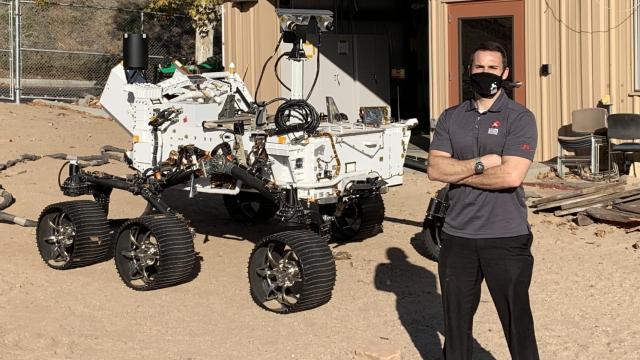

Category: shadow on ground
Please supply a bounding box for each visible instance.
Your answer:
[159,188,280,245]
[384,216,423,228]
[374,243,496,359]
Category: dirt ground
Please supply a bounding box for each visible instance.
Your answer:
[1,102,639,360]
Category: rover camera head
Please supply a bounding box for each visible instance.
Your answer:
[276,8,334,34]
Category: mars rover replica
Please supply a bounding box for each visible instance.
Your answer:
[36,9,417,313]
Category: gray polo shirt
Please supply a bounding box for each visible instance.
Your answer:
[430,92,537,238]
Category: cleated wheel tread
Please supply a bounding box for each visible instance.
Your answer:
[248,230,336,314]
[418,217,444,262]
[331,195,385,242]
[36,200,112,270]
[418,186,448,262]
[113,214,196,291]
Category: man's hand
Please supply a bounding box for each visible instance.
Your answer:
[457,155,532,190]
[427,151,502,183]
[480,154,502,169]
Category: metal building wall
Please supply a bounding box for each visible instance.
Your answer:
[222,1,280,105]
[428,0,449,133]
[429,0,639,162]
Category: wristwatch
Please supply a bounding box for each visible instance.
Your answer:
[474,158,484,175]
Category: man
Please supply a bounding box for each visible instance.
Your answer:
[427,41,539,360]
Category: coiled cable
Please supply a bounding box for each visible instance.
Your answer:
[274,99,320,135]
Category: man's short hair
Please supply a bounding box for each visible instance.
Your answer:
[469,41,508,69]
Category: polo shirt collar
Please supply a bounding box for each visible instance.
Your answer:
[465,90,508,113]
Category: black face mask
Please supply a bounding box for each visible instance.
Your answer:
[469,72,503,98]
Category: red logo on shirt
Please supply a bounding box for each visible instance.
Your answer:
[491,120,501,128]
[521,144,532,151]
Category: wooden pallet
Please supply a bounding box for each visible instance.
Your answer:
[531,180,640,228]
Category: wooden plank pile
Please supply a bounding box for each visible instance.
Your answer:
[531,182,640,230]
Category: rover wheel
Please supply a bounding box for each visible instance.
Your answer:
[223,192,278,223]
[419,186,448,262]
[331,195,385,242]
[248,230,336,313]
[36,201,112,270]
[418,218,444,262]
[114,215,196,291]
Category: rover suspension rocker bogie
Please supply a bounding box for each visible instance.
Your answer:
[37,9,417,313]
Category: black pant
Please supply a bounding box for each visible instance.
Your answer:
[438,231,539,360]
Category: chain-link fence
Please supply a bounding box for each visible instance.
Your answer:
[0,1,14,100]
[4,0,196,100]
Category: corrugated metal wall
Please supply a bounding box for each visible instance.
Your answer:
[429,0,640,161]
[222,1,280,106]
[428,0,450,133]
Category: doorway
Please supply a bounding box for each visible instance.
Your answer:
[447,0,525,106]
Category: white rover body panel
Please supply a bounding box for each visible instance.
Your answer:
[100,63,415,202]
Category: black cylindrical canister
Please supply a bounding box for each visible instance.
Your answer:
[123,33,148,70]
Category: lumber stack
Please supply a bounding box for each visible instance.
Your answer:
[531,182,640,229]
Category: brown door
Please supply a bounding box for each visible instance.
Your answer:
[448,0,525,106]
